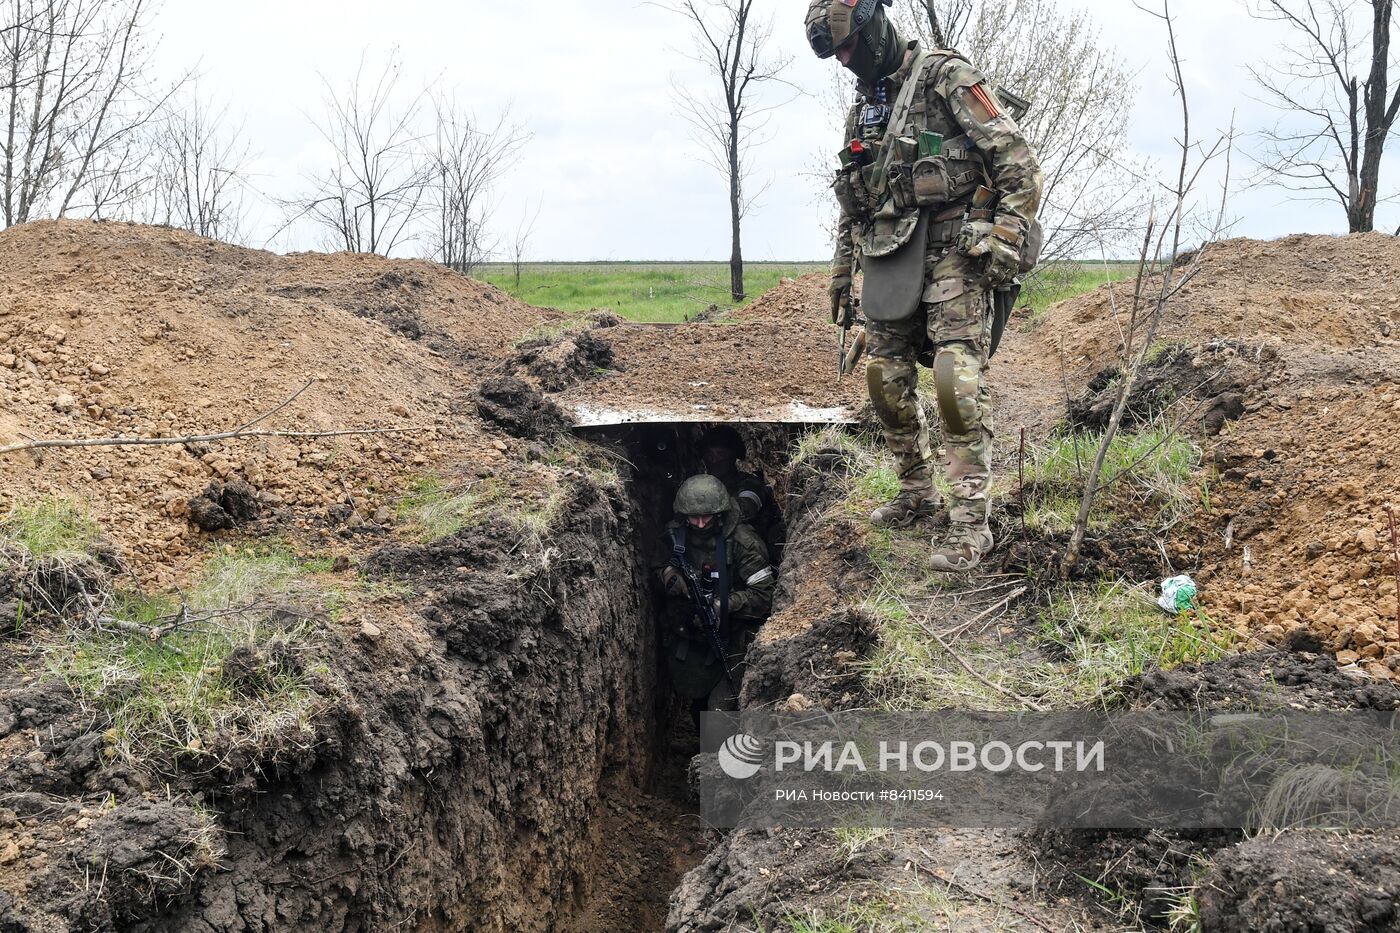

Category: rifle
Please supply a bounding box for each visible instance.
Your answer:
[837,291,868,378]
[668,547,738,689]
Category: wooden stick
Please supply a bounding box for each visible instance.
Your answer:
[912,616,1048,711]
[943,586,1029,640]
[914,850,1059,933]
[1,424,439,457]
[1,378,441,456]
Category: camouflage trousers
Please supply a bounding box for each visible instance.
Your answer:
[865,247,993,526]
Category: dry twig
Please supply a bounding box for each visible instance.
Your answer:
[1,380,440,456]
[911,616,1047,711]
[914,850,1059,933]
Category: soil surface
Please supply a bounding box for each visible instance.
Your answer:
[0,220,550,586]
[556,276,867,425]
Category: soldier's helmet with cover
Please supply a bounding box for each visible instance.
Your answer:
[674,475,730,517]
[805,0,903,83]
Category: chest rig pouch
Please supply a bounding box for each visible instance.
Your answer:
[848,50,978,322]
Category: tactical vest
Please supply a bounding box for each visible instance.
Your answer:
[834,50,990,260]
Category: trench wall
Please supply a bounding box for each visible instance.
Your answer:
[152,474,659,932]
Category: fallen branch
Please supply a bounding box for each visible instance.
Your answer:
[944,586,1029,640]
[2,425,438,457]
[912,616,1047,711]
[914,850,1058,933]
[1,379,441,456]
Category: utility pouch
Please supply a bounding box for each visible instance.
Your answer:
[911,156,982,208]
[1017,217,1044,274]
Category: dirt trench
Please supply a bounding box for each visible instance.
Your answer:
[1,435,732,932]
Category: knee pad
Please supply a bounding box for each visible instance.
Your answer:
[866,356,916,430]
[932,343,983,437]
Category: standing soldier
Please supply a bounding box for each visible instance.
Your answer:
[698,425,787,565]
[805,0,1044,571]
[660,475,776,717]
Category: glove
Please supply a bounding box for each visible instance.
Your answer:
[958,220,1022,286]
[829,272,853,326]
[662,566,688,598]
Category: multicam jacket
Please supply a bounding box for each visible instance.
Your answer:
[833,40,1043,275]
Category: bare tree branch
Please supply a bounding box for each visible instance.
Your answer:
[1246,0,1399,232]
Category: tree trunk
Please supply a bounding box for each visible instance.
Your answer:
[727,117,744,303]
[1354,0,1397,234]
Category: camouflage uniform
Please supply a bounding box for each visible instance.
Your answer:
[832,41,1043,564]
[660,509,775,711]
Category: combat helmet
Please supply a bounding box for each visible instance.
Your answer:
[674,475,730,517]
[805,0,904,83]
[805,0,892,57]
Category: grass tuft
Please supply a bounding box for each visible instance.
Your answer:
[1037,582,1233,706]
[1,498,101,560]
[1022,428,1201,532]
[45,541,336,766]
[396,476,498,542]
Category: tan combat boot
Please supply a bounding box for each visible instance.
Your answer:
[869,489,942,528]
[930,522,994,572]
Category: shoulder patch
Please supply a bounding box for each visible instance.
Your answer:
[969,83,1002,120]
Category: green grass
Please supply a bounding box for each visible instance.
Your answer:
[478,261,826,323]
[396,476,499,542]
[860,578,1232,712]
[1037,582,1234,705]
[1024,260,1137,323]
[44,541,338,765]
[478,258,1123,325]
[1,498,101,559]
[1023,428,1201,533]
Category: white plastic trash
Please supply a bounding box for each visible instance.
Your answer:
[1158,575,1198,613]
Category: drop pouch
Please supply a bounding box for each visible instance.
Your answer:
[861,210,930,322]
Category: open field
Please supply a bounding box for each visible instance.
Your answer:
[477,260,1136,324]
[477,261,825,323]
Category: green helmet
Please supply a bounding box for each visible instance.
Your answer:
[674,475,730,517]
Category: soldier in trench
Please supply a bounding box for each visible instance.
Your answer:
[697,425,787,565]
[659,474,776,718]
[806,0,1045,571]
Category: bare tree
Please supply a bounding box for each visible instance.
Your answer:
[292,51,429,255]
[1246,0,1399,233]
[894,0,1147,269]
[147,87,253,242]
[508,200,540,288]
[656,0,792,302]
[426,96,528,276]
[0,0,175,226]
[1061,0,1234,575]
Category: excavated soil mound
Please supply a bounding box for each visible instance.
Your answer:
[555,318,866,423]
[0,220,545,584]
[1033,232,1400,674]
[732,273,828,323]
[1041,233,1400,369]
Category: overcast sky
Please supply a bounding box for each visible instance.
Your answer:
[155,0,1399,261]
